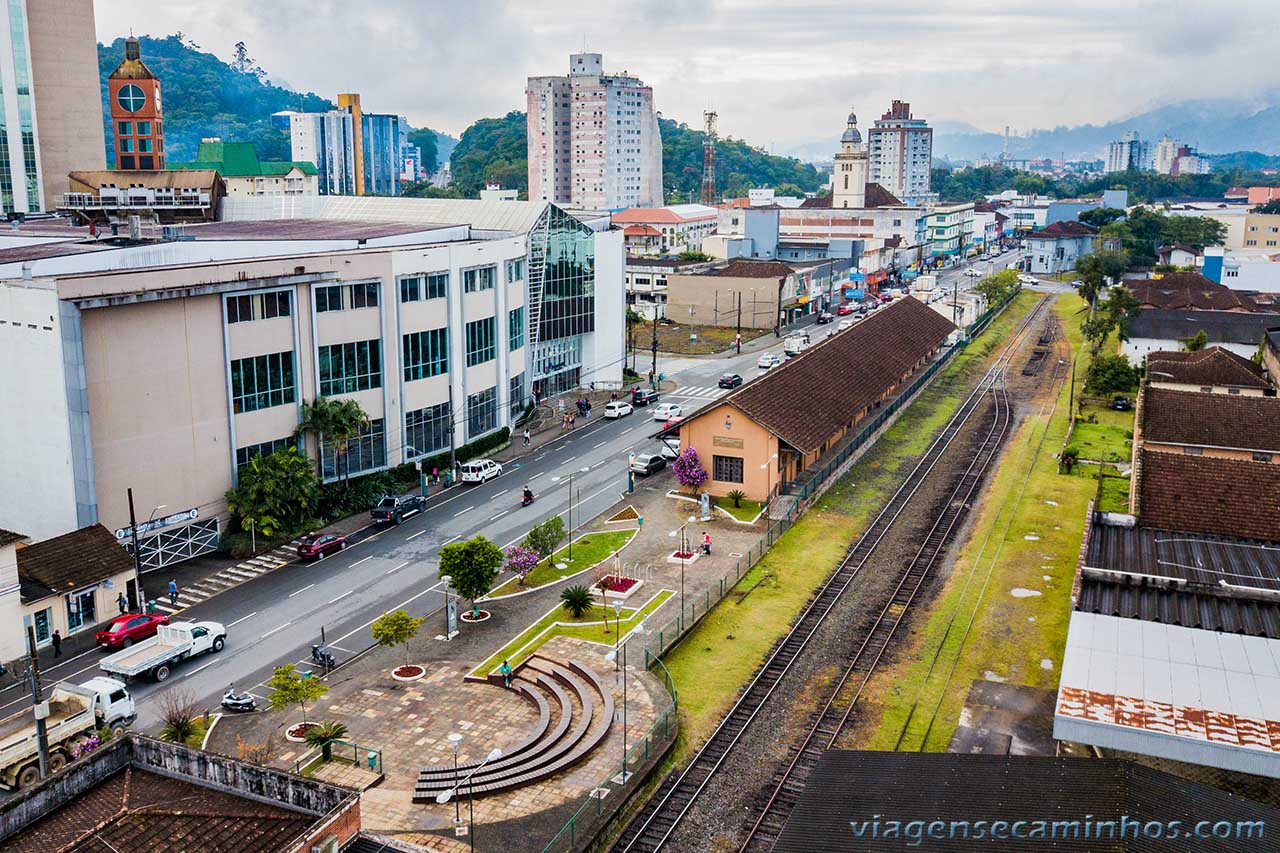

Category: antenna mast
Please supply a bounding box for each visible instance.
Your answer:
[700,110,718,204]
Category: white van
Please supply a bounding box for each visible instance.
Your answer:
[460,459,503,484]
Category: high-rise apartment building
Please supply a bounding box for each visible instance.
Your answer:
[361,112,405,196]
[1105,131,1151,173]
[274,109,356,195]
[527,52,663,210]
[867,100,934,205]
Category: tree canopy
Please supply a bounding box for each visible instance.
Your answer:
[931,163,1276,205]
[266,664,328,722]
[224,447,318,539]
[440,536,504,613]
[450,111,529,197]
[370,609,424,665]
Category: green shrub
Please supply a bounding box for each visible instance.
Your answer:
[1085,355,1140,395]
[561,584,593,618]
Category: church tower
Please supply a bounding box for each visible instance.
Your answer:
[831,109,867,209]
[108,37,164,170]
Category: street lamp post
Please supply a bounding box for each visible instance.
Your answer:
[612,601,624,671]
[441,575,455,641]
[436,747,504,852]
[668,516,696,628]
[606,618,643,785]
[447,732,463,824]
[760,452,778,505]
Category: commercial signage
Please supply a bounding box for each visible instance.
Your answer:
[844,288,865,300]
[115,507,199,540]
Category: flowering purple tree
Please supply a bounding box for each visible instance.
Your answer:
[672,447,708,493]
[505,545,541,584]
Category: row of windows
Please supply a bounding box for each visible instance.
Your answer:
[318,340,382,396]
[403,328,448,381]
[235,437,296,473]
[231,351,296,414]
[509,306,525,350]
[405,403,451,459]
[227,291,291,323]
[463,265,497,293]
[466,317,496,366]
[117,120,154,137]
[320,418,386,480]
[400,273,448,303]
[316,282,380,313]
[467,387,498,436]
[118,138,155,153]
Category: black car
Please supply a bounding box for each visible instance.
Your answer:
[718,373,744,389]
[631,388,659,406]
[815,311,834,324]
[1112,396,1133,411]
[371,494,427,525]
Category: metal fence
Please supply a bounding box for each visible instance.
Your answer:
[540,655,678,852]
[291,738,382,776]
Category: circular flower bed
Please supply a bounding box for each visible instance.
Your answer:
[392,664,425,682]
[460,609,491,623]
[599,575,638,593]
[285,721,319,743]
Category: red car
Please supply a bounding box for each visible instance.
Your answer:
[836,304,855,316]
[297,532,348,561]
[96,613,169,649]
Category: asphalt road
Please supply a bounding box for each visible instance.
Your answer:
[2,249,1030,731]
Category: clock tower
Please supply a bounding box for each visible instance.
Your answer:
[108,37,164,170]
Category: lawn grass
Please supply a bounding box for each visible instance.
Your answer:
[660,290,1043,760]
[717,498,764,523]
[1067,421,1132,462]
[488,529,636,596]
[470,589,675,678]
[856,292,1097,752]
[646,323,769,355]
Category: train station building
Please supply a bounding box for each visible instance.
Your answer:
[666,297,954,502]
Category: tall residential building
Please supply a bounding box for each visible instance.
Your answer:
[867,100,934,205]
[26,0,105,211]
[107,36,165,171]
[361,112,405,196]
[1105,131,1151,173]
[831,110,869,209]
[274,109,356,195]
[527,52,663,210]
[1153,135,1181,175]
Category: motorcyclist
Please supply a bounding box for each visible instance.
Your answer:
[522,485,535,504]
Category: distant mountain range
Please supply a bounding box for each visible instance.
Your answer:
[785,96,1280,164]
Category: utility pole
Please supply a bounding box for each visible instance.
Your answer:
[649,312,658,387]
[26,626,49,781]
[736,292,742,354]
[127,488,146,608]
[688,306,696,344]
[447,383,457,481]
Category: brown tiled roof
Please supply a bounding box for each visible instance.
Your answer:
[1137,449,1280,542]
[17,524,133,601]
[0,767,314,853]
[1126,280,1261,311]
[799,195,831,209]
[715,297,955,453]
[1141,387,1280,451]
[1146,347,1271,390]
[1157,243,1201,255]
[0,528,25,548]
[702,259,794,279]
[1027,220,1097,239]
[1134,270,1221,289]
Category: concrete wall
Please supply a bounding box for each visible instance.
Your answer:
[1143,440,1280,463]
[1149,380,1267,397]
[1123,337,1257,364]
[666,274,786,330]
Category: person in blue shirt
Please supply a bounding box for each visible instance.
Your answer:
[499,660,513,688]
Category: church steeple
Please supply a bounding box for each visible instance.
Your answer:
[832,107,868,209]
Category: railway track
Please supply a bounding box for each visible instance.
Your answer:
[612,296,1050,853]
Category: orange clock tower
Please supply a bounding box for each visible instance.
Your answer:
[108,37,165,170]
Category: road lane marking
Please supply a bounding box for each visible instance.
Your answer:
[288,584,315,598]
[228,612,258,628]
[591,459,607,469]
[455,506,474,517]
[527,472,543,480]
[407,530,426,540]
[327,590,355,605]
[593,440,607,449]
[330,580,447,645]
[441,534,460,546]
[493,488,509,497]
[490,510,509,521]
[385,561,410,575]
[262,622,292,638]
[350,556,372,568]
[186,659,220,678]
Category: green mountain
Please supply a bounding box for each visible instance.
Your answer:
[445,111,824,202]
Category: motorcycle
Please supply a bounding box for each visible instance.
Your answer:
[221,685,256,713]
[521,489,535,507]
[311,644,336,670]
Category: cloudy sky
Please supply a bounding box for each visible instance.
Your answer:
[95,0,1278,152]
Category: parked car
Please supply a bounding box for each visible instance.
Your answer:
[718,373,744,389]
[1112,396,1133,411]
[652,403,683,421]
[1070,280,1084,289]
[631,388,659,406]
[1017,274,1037,284]
[657,439,680,460]
[460,458,503,484]
[815,311,834,325]
[837,319,854,331]
[297,532,348,561]
[371,494,427,525]
[836,304,855,316]
[757,352,783,370]
[95,613,170,650]
[604,401,634,419]
[630,453,667,476]
[964,267,983,277]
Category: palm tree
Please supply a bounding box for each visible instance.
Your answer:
[303,720,349,762]
[296,397,370,481]
[560,584,593,619]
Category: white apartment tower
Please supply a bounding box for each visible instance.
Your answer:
[1105,131,1151,173]
[831,110,868,209]
[527,52,663,210]
[867,100,933,204]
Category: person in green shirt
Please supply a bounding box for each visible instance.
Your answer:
[499,660,512,688]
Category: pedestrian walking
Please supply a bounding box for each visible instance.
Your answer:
[51,630,62,658]
[569,415,576,429]
[432,467,438,485]
[117,592,128,614]
[168,579,178,606]
[703,531,712,556]
[499,659,513,688]
[523,428,531,446]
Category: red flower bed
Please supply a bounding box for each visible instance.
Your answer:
[394,664,424,678]
[671,550,695,560]
[286,722,319,740]
[599,575,638,593]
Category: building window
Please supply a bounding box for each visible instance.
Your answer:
[1183,446,1203,456]
[506,258,525,281]
[467,387,498,437]
[318,340,382,395]
[509,306,525,350]
[117,121,131,136]
[139,138,153,153]
[119,138,134,153]
[136,121,151,136]
[465,317,497,366]
[315,285,344,312]
[399,272,448,303]
[350,282,379,309]
[227,291,291,323]
[713,455,744,483]
[463,265,496,293]
[235,437,296,472]
[230,351,296,413]
[66,587,97,634]
[403,403,450,460]
[315,282,379,312]
[509,372,526,415]
[402,328,449,381]
[23,608,52,647]
[119,155,135,169]
[1253,452,1273,463]
[320,418,386,480]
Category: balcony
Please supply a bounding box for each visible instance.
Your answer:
[60,191,213,210]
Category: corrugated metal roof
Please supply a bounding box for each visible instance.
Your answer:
[1078,576,1280,638]
[220,195,551,235]
[1086,523,1280,592]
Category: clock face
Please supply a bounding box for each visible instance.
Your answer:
[117,84,146,113]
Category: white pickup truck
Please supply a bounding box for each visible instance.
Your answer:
[99,621,226,682]
[0,678,135,789]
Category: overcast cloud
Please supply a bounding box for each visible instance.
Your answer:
[94,0,1279,152]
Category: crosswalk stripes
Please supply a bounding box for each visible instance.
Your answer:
[671,385,729,399]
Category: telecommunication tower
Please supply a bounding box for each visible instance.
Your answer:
[700,110,718,204]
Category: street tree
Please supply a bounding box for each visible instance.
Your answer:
[370,609,424,665]
[972,269,1020,308]
[673,447,708,493]
[1075,251,1127,308]
[1078,207,1126,229]
[266,664,328,723]
[441,536,504,618]
[295,397,371,480]
[1085,355,1140,394]
[1255,200,1280,215]
[523,516,566,558]
[224,447,318,539]
[505,545,541,584]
